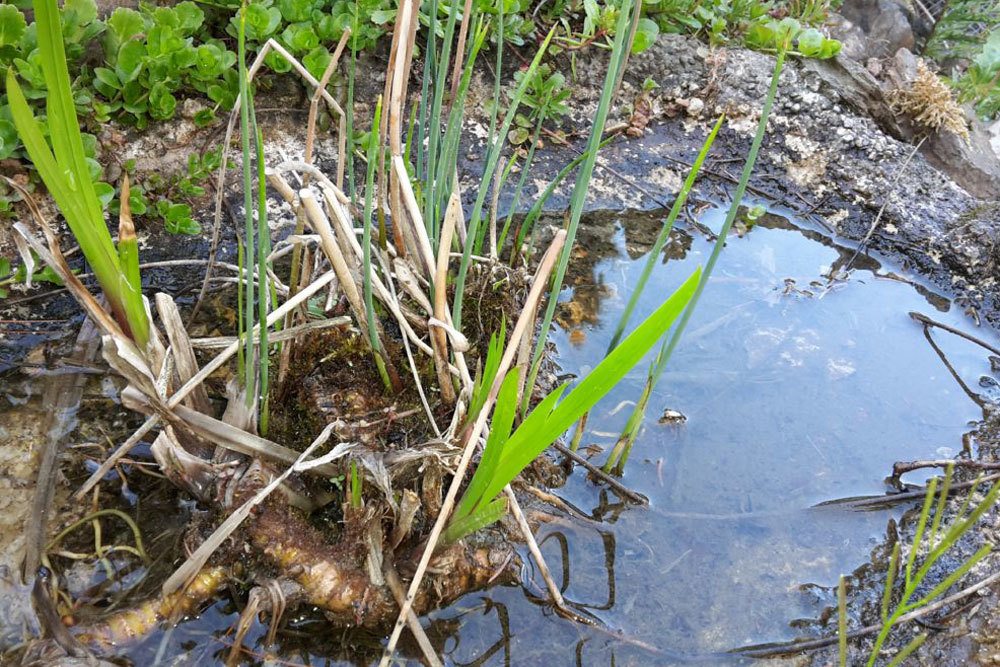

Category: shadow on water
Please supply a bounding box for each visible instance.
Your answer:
[3,202,999,666]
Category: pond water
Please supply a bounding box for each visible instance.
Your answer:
[416,203,999,666]
[7,203,999,666]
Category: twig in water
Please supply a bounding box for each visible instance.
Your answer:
[909,311,1000,357]
[552,443,649,505]
[893,459,1000,478]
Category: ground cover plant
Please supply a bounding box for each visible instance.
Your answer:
[0,0,844,229]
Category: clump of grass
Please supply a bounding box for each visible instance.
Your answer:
[7,0,149,349]
[837,464,1000,666]
[444,268,700,543]
[888,59,970,140]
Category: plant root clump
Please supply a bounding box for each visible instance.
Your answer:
[888,59,970,141]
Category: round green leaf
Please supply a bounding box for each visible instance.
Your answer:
[0,5,27,48]
[631,17,659,54]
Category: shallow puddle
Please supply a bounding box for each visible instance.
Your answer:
[421,203,1000,666]
[4,203,999,666]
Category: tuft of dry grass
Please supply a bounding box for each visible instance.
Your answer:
[889,60,969,141]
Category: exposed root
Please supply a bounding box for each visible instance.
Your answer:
[73,566,229,649]
[246,494,509,626]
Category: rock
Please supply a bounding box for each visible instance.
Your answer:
[923,117,1000,199]
[990,120,1000,160]
[868,1,916,58]
[827,14,870,62]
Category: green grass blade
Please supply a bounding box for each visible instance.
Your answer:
[238,0,255,398]
[905,476,937,588]
[886,634,926,667]
[7,9,148,347]
[346,6,359,203]
[33,0,105,235]
[467,320,506,425]
[423,0,462,242]
[928,464,954,548]
[509,137,615,264]
[476,267,700,508]
[432,18,490,234]
[606,114,723,352]
[451,26,556,328]
[442,497,507,545]
[454,367,519,523]
[350,460,363,509]
[250,99,270,433]
[912,544,991,609]
[521,0,636,404]
[603,49,787,468]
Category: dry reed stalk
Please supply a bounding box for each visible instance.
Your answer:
[75,270,339,499]
[384,564,444,667]
[503,486,566,608]
[432,188,461,405]
[155,294,212,415]
[392,156,437,278]
[304,30,351,188]
[449,0,476,103]
[387,3,425,268]
[379,230,567,667]
[192,39,348,325]
[299,189,382,353]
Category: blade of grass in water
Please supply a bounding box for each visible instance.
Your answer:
[451,26,557,329]
[520,0,636,414]
[606,114,723,352]
[508,137,615,265]
[603,50,786,475]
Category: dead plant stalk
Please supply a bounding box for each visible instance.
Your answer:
[379,229,567,667]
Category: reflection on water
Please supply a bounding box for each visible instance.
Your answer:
[429,204,999,666]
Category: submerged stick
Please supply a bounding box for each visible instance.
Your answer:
[379,230,567,667]
[503,486,565,608]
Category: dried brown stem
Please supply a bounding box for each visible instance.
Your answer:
[379,230,567,666]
